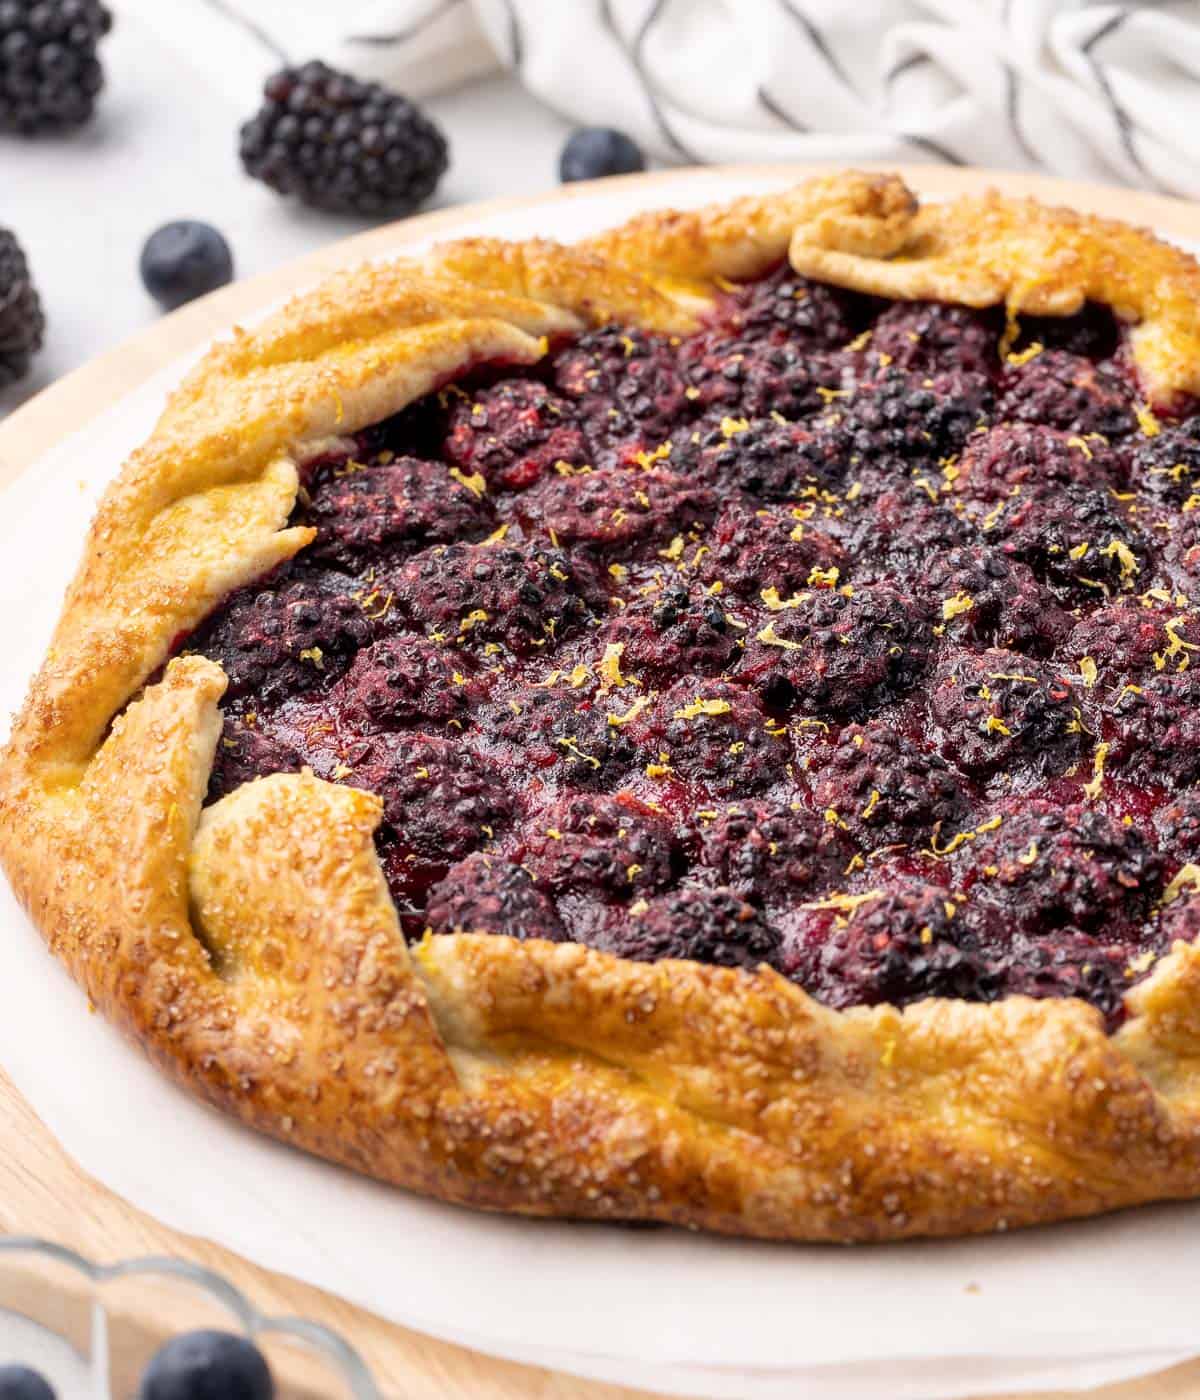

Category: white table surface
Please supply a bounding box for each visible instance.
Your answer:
[0,1,582,419]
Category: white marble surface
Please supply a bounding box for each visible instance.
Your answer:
[0,0,582,417]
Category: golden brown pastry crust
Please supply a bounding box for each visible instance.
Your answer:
[5,171,1200,1242]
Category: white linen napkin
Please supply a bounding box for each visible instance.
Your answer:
[137,0,1200,197]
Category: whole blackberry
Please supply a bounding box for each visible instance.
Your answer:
[0,225,44,386]
[239,60,448,216]
[0,0,111,135]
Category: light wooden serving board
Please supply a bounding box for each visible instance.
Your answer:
[2,165,1200,1400]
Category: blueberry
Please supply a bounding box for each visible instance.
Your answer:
[139,222,234,311]
[138,1330,273,1400]
[0,1367,54,1400]
[559,127,645,183]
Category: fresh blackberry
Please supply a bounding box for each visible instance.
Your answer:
[625,676,789,795]
[517,792,677,900]
[869,301,1002,377]
[606,884,782,970]
[335,730,512,862]
[518,467,715,557]
[795,880,990,1010]
[238,60,448,215]
[920,545,1071,656]
[687,801,852,904]
[955,424,1122,511]
[551,324,691,463]
[696,498,846,599]
[559,126,644,182]
[927,646,1087,779]
[425,853,568,942]
[997,348,1135,438]
[813,722,972,848]
[302,457,493,570]
[206,714,301,804]
[694,418,843,500]
[0,0,111,135]
[443,379,587,491]
[329,635,481,729]
[476,681,636,789]
[740,582,932,717]
[187,571,372,707]
[1128,420,1200,506]
[1106,670,1200,789]
[0,225,44,386]
[966,799,1162,937]
[594,581,739,684]
[392,541,595,656]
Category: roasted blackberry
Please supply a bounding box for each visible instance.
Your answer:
[238,60,448,215]
[187,572,372,707]
[606,885,782,970]
[997,348,1134,438]
[1009,304,1121,361]
[0,225,44,387]
[740,582,932,716]
[869,301,1002,377]
[302,457,493,569]
[1106,670,1200,788]
[476,681,636,788]
[1065,602,1200,692]
[551,325,691,463]
[425,853,567,942]
[694,418,843,500]
[519,467,715,557]
[335,730,512,862]
[839,487,973,581]
[986,482,1150,602]
[328,635,480,729]
[625,676,789,795]
[443,379,587,491]
[795,880,990,1010]
[595,581,739,684]
[920,545,1071,656]
[206,714,301,804]
[723,265,869,348]
[813,722,972,848]
[994,928,1147,1030]
[955,424,1122,511]
[1128,420,1200,505]
[517,792,676,900]
[966,799,1162,937]
[0,0,110,135]
[1162,504,1200,599]
[823,368,993,467]
[1155,791,1200,863]
[927,646,1087,778]
[688,801,852,903]
[680,330,849,421]
[393,541,594,656]
[696,499,846,599]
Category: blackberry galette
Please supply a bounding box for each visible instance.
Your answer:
[6,173,1200,1242]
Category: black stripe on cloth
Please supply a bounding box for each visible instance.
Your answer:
[201,0,289,65]
[1082,11,1154,183]
[757,85,809,131]
[777,0,859,96]
[632,0,704,163]
[1005,65,1039,166]
[885,51,931,86]
[346,0,464,46]
[903,131,966,166]
[496,0,524,67]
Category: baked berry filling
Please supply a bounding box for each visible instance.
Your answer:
[183,262,1200,1030]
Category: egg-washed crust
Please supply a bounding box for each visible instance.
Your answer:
[5,171,1200,1242]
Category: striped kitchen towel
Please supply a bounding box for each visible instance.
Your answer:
[143,0,1200,197]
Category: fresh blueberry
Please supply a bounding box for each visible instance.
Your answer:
[559,127,645,183]
[0,1366,55,1400]
[138,1330,273,1400]
[139,222,234,311]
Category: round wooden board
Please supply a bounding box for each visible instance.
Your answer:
[3,164,1200,1400]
